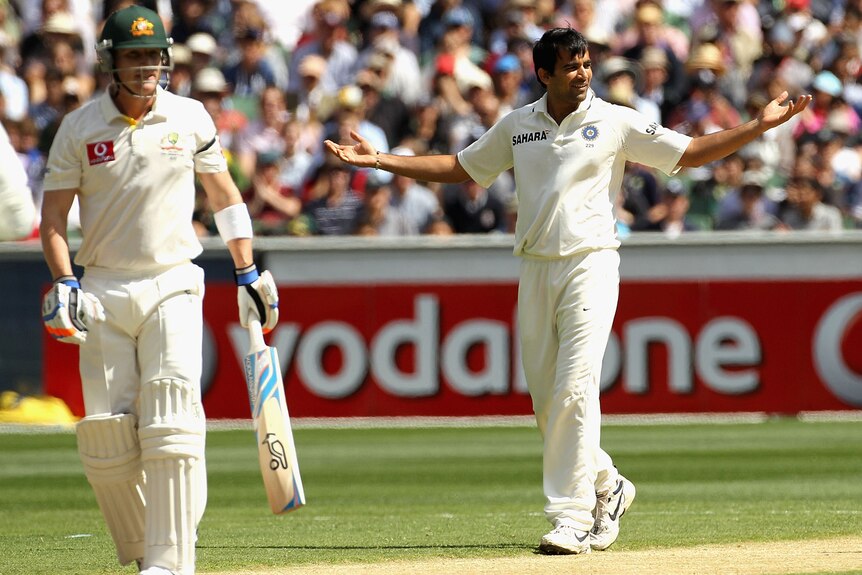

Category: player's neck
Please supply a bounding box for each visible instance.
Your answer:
[111,85,155,122]
[546,99,579,125]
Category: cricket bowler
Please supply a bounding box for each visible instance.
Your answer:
[325,27,810,554]
[39,6,278,574]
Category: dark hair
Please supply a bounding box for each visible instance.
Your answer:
[532,27,589,87]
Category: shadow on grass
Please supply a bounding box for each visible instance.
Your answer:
[199,543,530,551]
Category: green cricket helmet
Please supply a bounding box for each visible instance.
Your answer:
[96,5,173,74]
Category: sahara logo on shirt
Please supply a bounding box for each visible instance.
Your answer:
[86,141,115,165]
[512,130,550,146]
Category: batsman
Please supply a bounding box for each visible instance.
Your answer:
[326,27,810,555]
[39,6,278,575]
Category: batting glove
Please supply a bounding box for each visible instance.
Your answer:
[42,276,105,345]
[236,265,279,333]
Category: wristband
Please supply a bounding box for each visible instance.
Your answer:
[234,264,259,286]
[374,151,381,170]
[55,275,80,288]
[214,203,253,243]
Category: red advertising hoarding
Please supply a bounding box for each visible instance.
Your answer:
[44,278,862,418]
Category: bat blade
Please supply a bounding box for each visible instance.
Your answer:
[244,321,305,514]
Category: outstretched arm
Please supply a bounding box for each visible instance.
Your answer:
[678,91,812,168]
[324,130,472,184]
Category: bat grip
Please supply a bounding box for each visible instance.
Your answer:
[248,319,266,352]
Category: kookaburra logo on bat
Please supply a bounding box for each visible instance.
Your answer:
[263,433,289,470]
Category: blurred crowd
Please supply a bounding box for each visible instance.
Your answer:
[2,0,862,239]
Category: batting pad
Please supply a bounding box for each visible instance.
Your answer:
[138,378,206,575]
[76,413,146,566]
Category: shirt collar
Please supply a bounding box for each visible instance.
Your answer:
[532,88,595,120]
[99,85,169,124]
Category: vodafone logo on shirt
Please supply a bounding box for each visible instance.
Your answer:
[86,141,115,165]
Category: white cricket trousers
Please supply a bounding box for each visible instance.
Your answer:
[79,263,205,415]
[518,248,620,531]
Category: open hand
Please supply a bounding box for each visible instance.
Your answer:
[324,130,377,169]
[759,91,813,130]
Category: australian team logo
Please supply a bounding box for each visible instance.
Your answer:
[160,132,185,158]
[129,17,155,37]
[581,125,599,141]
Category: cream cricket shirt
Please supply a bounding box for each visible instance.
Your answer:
[44,86,228,271]
[457,90,691,259]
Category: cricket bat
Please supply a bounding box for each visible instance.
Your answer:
[244,319,305,514]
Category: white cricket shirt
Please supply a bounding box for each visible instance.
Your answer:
[458,89,691,259]
[44,86,228,271]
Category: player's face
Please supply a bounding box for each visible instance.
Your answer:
[114,48,163,95]
[542,49,592,113]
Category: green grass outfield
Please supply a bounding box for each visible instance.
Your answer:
[1,418,861,574]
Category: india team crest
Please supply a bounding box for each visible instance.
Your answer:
[130,17,155,37]
[581,125,599,141]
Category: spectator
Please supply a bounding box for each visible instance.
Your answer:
[304,159,364,235]
[793,71,860,141]
[192,66,248,155]
[29,67,69,131]
[354,65,411,149]
[289,0,357,96]
[491,53,532,116]
[382,145,441,235]
[222,25,279,105]
[169,0,225,45]
[693,0,762,109]
[277,118,316,195]
[186,32,220,75]
[443,179,507,234]
[668,44,741,132]
[243,151,303,236]
[489,0,545,56]
[356,8,422,106]
[716,171,780,231]
[352,176,392,235]
[619,1,690,62]
[417,0,483,61]
[324,83,390,183]
[633,178,699,238]
[688,152,746,230]
[619,2,687,119]
[637,47,670,115]
[553,0,618,49]
[780,176,844,231]
[5,117,45,214]
[597,56,660,124]
[167,43,193,97]
[619,163,662,231]
[235,85,290,180]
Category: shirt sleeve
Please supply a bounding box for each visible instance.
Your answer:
[191,100,228,174]
[456,114,515,188]
[618,106,692,176]
[43,114,82,191]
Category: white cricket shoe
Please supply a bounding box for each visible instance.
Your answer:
[539,523,592,555]
[590,475,636,550]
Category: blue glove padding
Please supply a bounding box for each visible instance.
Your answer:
[42,277,105,345]
[236,266,279,333]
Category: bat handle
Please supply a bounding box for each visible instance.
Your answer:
[248,319,266,352]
